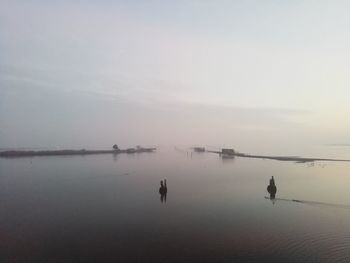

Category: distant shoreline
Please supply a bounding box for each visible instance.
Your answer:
[0,147,156,158]
[207,151,350,163]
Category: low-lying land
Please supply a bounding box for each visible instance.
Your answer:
[0,147,156,157]
[207,150,350,163]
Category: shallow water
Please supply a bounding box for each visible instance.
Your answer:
[1,147,350,262]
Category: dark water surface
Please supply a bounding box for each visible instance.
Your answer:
[1,148,350,262]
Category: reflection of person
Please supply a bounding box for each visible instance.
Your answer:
[159,179,168,203]
[267,176,277,199]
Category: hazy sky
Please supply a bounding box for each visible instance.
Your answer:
[1,1,350,152]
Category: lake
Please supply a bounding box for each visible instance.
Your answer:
[1,146,350,262]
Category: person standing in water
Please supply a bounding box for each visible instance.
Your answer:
[159,179,167,203]
[267,176,277,199]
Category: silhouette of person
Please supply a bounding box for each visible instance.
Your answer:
[159,179,168,203]
[267,176,277,199]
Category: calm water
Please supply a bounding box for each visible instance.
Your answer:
[1,147,350,262]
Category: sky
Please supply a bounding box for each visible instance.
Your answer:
[1,0,350,153]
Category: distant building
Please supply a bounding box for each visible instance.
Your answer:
[194,147,205,152]
[221,148,235,155]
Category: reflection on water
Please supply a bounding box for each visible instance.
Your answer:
[266,197,350,210]
[1,148,350,262]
